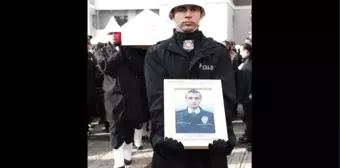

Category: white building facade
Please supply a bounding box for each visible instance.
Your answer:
[88,0,251,44]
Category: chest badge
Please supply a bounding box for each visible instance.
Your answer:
[201,116,208,124]
[183,40,194,52]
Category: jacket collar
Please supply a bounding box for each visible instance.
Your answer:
[160,33,218,70]
[165,33,216,55]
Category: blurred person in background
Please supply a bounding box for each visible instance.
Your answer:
[236,43,252,151]
[87,35,96,133]
[93,31,149,168]
[222,40,241,120]
[245,38,252,45]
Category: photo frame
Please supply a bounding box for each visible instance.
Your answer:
[164,79,228,149]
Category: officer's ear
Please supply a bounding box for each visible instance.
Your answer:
[169,11,174,20]
[170,15,175,21]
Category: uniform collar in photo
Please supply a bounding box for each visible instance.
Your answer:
[188,107,200,115]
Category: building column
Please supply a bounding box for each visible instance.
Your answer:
[88,5,91,35]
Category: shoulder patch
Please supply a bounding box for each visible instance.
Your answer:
[216,42,226,48]
[205,37,225,49]
[156,40,166,44]
[149,38,170,52]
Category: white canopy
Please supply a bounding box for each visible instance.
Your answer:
[90,31,110,45]
[103,16,121,33]
[121,9,173,46]
[91,17,121,44]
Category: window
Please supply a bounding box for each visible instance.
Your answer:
[92,14,97,29]
[233,0,252,6]
[88,0,95,5]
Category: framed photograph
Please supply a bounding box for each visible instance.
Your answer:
[164,79,228,149]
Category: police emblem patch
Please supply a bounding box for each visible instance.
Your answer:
[201,116,208,124]
[183,40,194,52]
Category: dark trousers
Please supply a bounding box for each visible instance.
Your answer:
[110,120,143,149]
[88,87,102,120]
[242,102,252,142]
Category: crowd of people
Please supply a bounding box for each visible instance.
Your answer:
[87,2,252,168]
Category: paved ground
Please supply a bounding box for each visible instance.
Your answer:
[88,120,251,168]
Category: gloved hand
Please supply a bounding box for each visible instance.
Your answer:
[208,139,234,156]
[154,137,185,159]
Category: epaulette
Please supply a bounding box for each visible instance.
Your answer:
[206,38,225,48]
[156,40,166,44]
[148,39,167,53]
[215,41,226,48]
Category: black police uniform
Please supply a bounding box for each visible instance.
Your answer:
[144,30,237,168]
[236,57,252,144]
[176,107,215,133]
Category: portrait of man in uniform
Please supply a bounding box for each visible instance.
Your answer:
[175,89,215,133]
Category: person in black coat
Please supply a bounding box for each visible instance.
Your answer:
[87,42,97,133]
[121,46,150,150]
[236,43,252,151]
[223,40,240,119]
[93,60,110,132]
[87,51,95,104]
[144,3,236,168]
[93,38,149,168]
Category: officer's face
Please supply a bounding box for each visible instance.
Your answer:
[231,44,235,50]
[173,5,202,32]
[185,93,202,109]
[240,46,249,58]
[225,43,231,50]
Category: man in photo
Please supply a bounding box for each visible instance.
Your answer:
[176,89,215,133]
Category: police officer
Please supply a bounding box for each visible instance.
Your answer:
[236,43,252,151]
[226,40,242,119]
[144,2,237,168]
[93,32,148,168]
[176,89,215,133]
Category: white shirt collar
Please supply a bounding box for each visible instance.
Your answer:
[188,107,200,114]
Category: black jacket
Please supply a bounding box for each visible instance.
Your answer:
[176,107,215,133]
[232,53,242,98]
[95,44,148,124]
[144,32,236,168]
[87,52,96,103]
[236,57,252,104]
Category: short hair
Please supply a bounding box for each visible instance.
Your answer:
[185,89,202,99]
[241,43,253,56]
[245,38,252,45]
[87,35,93,45]
[88,35,93,41]
[223,40,231,45]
